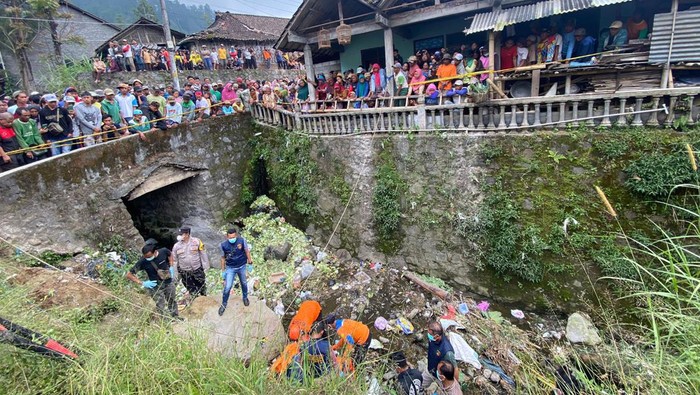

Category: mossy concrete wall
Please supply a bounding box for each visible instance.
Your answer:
[263,128,697,312]
[0,116,254,255]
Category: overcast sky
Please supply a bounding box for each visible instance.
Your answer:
[188,0,303,18]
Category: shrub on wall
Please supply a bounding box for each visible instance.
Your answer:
[624,150,696,198]
[372,142,406,254]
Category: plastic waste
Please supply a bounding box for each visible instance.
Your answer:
[477,300,490,312]
[446,332,482,369]
[367,377,381,395]
[510,309,525,319]
[368,339,384,350]
[247,264,254,274]
[395,317,414,335]
[299,290,313,300]
[316,251,328,262]
[458,302,469,315]
[441,305,457,320]
[274,300,285,316]
[374,317,388,331]
[300,262,315,279]
[480,357,516,388]
[439,319,465,331]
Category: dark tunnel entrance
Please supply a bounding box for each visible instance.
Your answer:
[122,175,201,249]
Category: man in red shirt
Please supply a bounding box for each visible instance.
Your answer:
[500,38,518,70]
[0,112,24,172]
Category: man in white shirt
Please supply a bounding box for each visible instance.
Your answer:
[165,96,182,127]
[115,83,136,123]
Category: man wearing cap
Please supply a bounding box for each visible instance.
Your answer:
[570,28,596,66]
[122,39,135,71]
[101,89,122,129]
[392,62,408,105]
[73,92,103,146]
[173,227,209,301]
[126,243,181,321]
[39,94,73,156]
[180,93,196,123]
[219,228,253,315]
[391,351,424,395]
[164,96,182,127]
[599,20,628,52]
[132,40,144,71]
[437,54,456,91]
[115,83,135,124]
[217,44,228,70]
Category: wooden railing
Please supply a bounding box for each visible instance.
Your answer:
[251,88,700,134]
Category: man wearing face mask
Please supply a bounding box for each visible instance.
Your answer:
[219,228,253,315]
[423,321,458,393]
[126,243,180,320]
[172,227,209,302]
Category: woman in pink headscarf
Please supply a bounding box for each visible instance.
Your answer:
[221,82,238,102]
[425,83,439,105]
[409,68,427,95]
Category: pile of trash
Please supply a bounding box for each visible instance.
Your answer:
[209,196,338,302]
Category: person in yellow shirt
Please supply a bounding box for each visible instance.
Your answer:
[190,51,202,69]
[217,44,227,70]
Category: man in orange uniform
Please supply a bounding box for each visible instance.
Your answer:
[326,314,372,369]
[288,300,322,341]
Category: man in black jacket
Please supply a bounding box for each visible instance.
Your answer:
[38,94,73,156]
[146,101,167,131]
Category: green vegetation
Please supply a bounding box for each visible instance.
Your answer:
[473,127,700,288]
[242,130,319,221]
[0,235,372,395]
[624,150,696,197]
[372,140,406,254]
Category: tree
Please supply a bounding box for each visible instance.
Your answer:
[133,0,156,21]
[28,0,62,64]
[0,0,40,90]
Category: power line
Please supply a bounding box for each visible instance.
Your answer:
[0,15,164,28]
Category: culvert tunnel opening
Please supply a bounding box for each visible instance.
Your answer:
[122,175,201,248]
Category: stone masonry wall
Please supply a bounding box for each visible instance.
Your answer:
[0,115,255,256]
[305,134,488,293]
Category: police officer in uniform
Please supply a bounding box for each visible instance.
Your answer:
[126,243,180,320]
[173,227,209,302]
[219,228,253,315]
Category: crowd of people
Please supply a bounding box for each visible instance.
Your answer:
[259,11,648,113]
[0,75,277,172]
[93,39,302,82]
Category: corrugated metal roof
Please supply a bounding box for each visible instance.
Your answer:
[464,0,632,35]
[648,10,700,65]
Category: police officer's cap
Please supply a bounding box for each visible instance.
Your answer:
[179,227,191,234]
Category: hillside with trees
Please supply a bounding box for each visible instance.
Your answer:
[69,0,214,34]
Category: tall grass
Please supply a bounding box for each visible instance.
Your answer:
[0,260,375,395]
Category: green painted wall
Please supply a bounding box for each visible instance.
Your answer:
[338,14,472,71]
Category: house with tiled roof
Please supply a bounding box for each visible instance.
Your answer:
[179,11,288,50]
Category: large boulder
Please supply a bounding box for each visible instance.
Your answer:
[566,312,602,346]
[174,295,285,361]
[263,242,292,261]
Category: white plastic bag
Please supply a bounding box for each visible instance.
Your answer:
[446,332,482,369]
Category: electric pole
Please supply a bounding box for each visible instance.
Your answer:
[159,0,180,91]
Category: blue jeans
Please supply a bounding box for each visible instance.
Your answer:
[222,265,247,307]
[50,140,72,156]
[204,58,213,70]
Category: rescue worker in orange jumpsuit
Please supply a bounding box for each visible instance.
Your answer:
[288,300,322,341]
[325,313,372,370]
